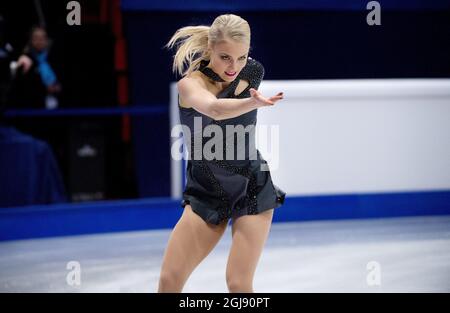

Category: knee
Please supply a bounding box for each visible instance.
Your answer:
[226,275,253,293]
[158,269,185,292]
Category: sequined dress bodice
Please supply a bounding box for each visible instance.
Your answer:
[178,57,264,165]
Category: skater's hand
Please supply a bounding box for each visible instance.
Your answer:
[249,88,284,107]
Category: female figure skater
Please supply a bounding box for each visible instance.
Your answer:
[159,14,286,293]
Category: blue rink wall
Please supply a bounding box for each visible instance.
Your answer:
[1,190,449,241]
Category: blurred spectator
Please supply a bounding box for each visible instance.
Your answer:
[1,19,67,207]
[8,26,62,110]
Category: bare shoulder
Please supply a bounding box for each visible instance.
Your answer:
[178,71,207,89]
[177,72,207,108]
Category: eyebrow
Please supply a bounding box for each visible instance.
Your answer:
[220,53,248,58]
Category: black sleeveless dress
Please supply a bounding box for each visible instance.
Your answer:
[178,57,286,225]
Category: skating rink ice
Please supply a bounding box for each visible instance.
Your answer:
[1,215,449,293]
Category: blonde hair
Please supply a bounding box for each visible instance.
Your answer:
[165,14,251,77]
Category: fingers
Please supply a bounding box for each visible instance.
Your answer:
[250,89,283,98]
[250,89,284,106]
[269,92,284,102]
[268,92,283,99]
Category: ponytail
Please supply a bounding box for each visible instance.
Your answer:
[165,25,210,77]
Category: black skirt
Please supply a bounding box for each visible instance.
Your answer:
[181,150,286,225]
